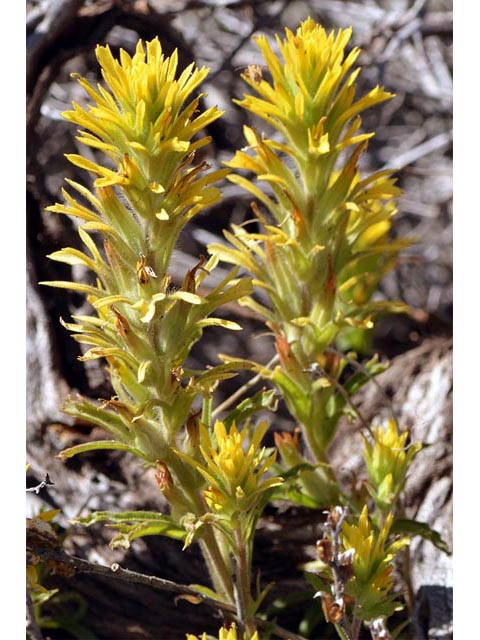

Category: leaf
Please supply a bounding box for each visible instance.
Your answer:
[390,519,451,555]
[188,584,221,602]
[391,619,411,639]
[196,318,243,331]
[223,388,278,428]
[31,588,60,607]
[39,280,102,297]
[72,510,175,526]
[58,440,148,461]
[194,360,255,386]
[72,511,186,548]
[175,594,203,605]
[109,521,186,548]
[36,509,61,523]
[282,488,324,509]
[304,572,331,595]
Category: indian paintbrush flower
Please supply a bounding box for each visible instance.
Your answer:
[209,17,411,495]
[43,39,257,605]
[363,419,423,512]
[175,420,283,528]
[39,25,430,639]
[45,38,253,467]
[341,506,409,621]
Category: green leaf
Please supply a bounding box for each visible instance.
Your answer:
[31,588,59,607]
[334,623,352,640]
[223,388,278,428]
[73,510,175,526]
[109,521,186,548]
[188,584,223,602]
[304,572,331,595]
[194,360,255,386]
[391,619,411,639]
[72,510,186,548]
[58,440,148,460]
[390,519,451,555]
[282,488,325,509]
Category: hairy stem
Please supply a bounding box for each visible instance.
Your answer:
[234,528,256,638]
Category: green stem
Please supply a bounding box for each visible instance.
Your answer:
[334,622,353,640]
[300,428,340,505]
[234,528,257,638]
[166,454,234,602]
[397,502,415,614]
[198,528,234,603]
[350,604,362,640]
[201,393,213,427]
[402,539,415,614]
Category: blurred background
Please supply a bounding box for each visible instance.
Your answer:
[26,1,452,638]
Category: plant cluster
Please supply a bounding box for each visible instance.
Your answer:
[31,18,449,640]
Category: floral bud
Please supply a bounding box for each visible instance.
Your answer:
[155,461,173,493]
[316,538,333,564]
[318,593,345,623]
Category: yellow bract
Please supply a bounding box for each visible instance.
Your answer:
[363,419,423,510]
[236,18,392,156]
[58,38,225,223]
[341,506,409,619]
[210,18,412,463]
[175,420,283,516]
[45,38,252,467]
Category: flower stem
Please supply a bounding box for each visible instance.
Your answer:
[300,431,339,505]
[199,529,234,603]
[201,394,213,427]
[167,454,234,602]
[350,605,362,640]
[234,528,256,638]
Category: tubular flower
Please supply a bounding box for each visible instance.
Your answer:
[341,506,409,621]
[209,18,411,460]
[44,39,252,467]
[175,420,283,522]
[363,419,423,511]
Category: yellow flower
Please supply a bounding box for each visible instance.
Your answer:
[55,38,227,225]
[44,37,253,470]
[363,419,423,511]
[236,18,392,155]
[209,18,412,463]
[175,420,283,519]
[341,506,409,620]
[187,623,258,640]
